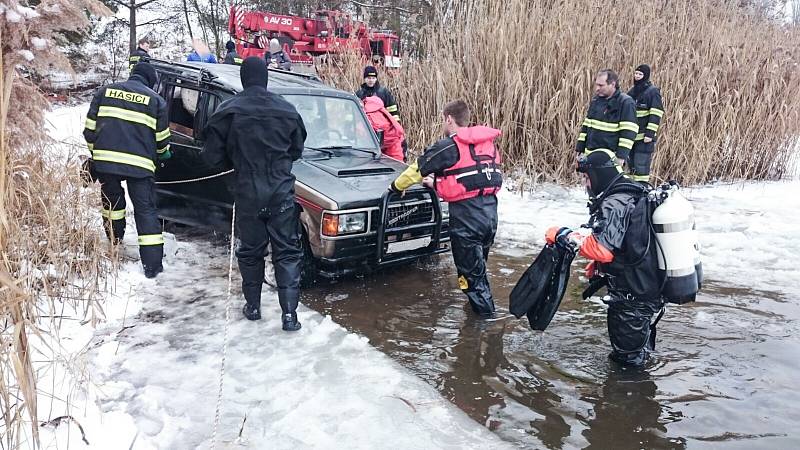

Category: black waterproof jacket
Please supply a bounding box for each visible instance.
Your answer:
[223,51,243,65]
[589,183,661,299]
[627,83,665,143]
[129,47,149,70]
[356,82,399,121]
[202,86,307,207]
[83,76,170,178]
[576,89,638,161]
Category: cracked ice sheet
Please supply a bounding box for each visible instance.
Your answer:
[84,235,512,449]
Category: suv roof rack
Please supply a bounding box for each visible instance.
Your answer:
[144,58,218,84]
[144,57,322,84]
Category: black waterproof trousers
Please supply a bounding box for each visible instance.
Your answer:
[99,173,163,273]
[235,197,303,315]
[605,290,664,366]
[629,141,655,183]
[449,195,499,317]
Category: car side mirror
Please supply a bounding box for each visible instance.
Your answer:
[376,129,385,146]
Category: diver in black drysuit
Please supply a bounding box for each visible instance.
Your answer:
[202,57,308,330]
[548,150,664,366]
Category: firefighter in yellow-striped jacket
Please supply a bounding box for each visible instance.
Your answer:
[627,64,664,183]
[576,69,638,169]
[129,36,151,71]
[83,62,171,278]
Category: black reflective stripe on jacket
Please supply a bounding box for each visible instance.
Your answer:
[576,89,638,160]
[83,77,170,178]
[356,82,400,121]
[627,84,664,142]
[129,47,149,70]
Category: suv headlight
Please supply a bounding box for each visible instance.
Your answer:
[440,201,449,219]
[322,212,367,236]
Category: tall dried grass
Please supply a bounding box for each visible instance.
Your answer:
[323,0,800,185]
[1,1,109,447]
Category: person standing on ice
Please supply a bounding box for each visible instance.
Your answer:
[545,150,664,366]
[576,69,638,168]
[83,62,171,279]
[223,40,243,65]
[390,100,503,318]
[626,64,665,184]
[129,36,150,71]
[187,38,218,63]
[266,38,292,71]
[202,57,307,331]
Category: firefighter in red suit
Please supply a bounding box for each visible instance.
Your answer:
[390,100,502,318]
[363,96,406,161]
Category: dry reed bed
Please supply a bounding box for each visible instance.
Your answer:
[2,0,111,446]
[324,0,800,185]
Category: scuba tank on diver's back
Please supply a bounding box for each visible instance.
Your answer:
[651,181,703,304]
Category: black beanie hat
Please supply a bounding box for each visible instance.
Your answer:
[635,64,651,83]
[131,62,158,89]
[226,40,236,51]
[241,56,268,88]
[577,150,622,197]
[363,65,378,78]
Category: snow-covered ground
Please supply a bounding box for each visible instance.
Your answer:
[36,105,514,449]
[27,104,800,448]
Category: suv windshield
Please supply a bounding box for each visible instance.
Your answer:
[284,95,377,151]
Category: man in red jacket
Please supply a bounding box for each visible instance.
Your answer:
[390,100,503,318]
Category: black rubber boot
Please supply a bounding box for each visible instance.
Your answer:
[242,303,261,321]
[239,261,265,321]
[278,288,301,331]
[143,265,163,279]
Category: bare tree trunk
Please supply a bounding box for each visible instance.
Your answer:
[209,0,221,58]
[183,0,194,39]
[192,0,210,47]
[129,0,137,52]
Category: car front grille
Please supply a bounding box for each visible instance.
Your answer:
[385,201,434,229]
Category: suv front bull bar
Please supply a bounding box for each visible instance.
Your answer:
[375,187,443,263]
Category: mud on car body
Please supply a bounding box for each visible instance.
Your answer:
[148,60,450,285]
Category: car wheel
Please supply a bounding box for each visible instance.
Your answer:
[299,230,318,288]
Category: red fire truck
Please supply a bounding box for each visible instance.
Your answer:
[228,6,401,67]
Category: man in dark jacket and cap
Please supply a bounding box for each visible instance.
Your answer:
[356,65,400,122]
[129,36,150,70]
[223,40,242,65]
[83,62,171,278]
[627,64,665,183]
[202,57,307,330]
[545,150,664,366]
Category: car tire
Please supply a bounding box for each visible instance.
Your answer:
[299,229,318,289]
